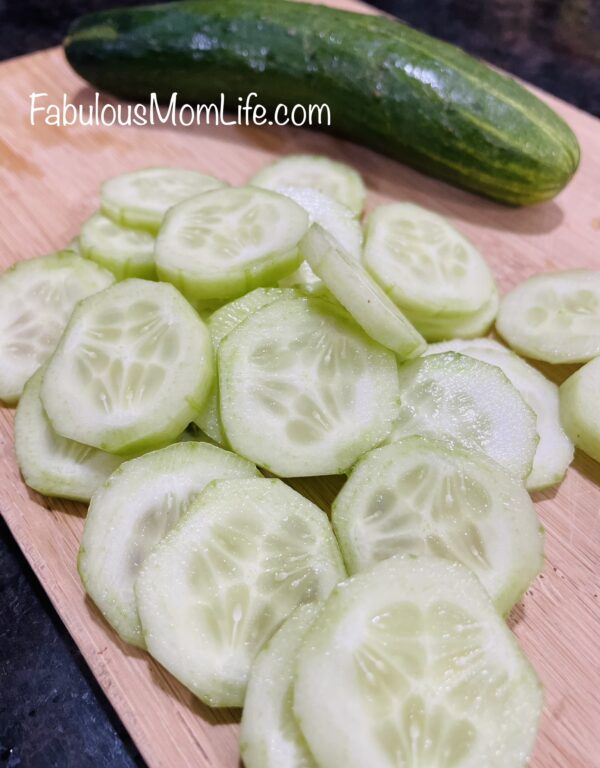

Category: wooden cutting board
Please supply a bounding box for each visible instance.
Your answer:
[1,1,599,766]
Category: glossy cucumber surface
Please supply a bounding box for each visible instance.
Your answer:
[65,0,579,205]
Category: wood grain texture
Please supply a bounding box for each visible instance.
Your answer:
[1,1,599,766]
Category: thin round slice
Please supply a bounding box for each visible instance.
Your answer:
[219,296,401,476]
[241,603,320,768]
[210,289,301,351]
[302,224,426,358]
[427,338,573,490]
[278,186,363,295]
[135,478,345,707]
[560,357,600,464]
[496,270,600,363]
[388,352,538,480]
[278,186,362,257]
[294,555,543,768]
[332,437,543,614]
[101,167,226,233]
[80,211,156,280]
[15,367,122,502]
[250,155,365,215]
[79,442,259,647]
[364,203,496,315]
[155,186,308,302]
[0,251,114,404]
[41,279,213,455]
[405,289,499,342]
[195,287,297,444]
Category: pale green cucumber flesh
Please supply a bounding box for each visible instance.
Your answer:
[80,211,157,280]
[41,279,213,455]
[302,224,426,359]
[426,337,573,489]
[240,603,320,768]
[332,437,543,614]
[496,270,600,364]
[364,203,496,316]
[388,352,538,480]
[101,166,226,233]
[195,287,298,444]
[294,555,543,768]
[404,290,499,342]
[15,367,122,502]
[560,357,600,464]
[78,441,259,646]
[0,251,114,404]
[135,478,345,706]
[155,187,308,302]
[251,155,366,216]
[219,296,401,476]
[277,185,363,295]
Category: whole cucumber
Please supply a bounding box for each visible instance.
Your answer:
[64,0,580,205]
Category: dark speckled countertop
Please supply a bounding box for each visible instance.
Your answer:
[0,517,143,768]
[1,2,598,767]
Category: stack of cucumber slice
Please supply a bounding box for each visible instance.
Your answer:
[2,153,597,767]
[293,556,543,768]
[277,185,363,296]
[80,212,157,281]
[194,286,298,444]
[364,203,499,341]
[0,250,114,404]
[496,270,600,464]
[424,338,574,490]
[155,186,309,304]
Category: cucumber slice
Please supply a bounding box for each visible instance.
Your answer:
[427,338,574,490]
[278,186,363,295]
[195,287,297,444]
[101,167,226,233]
[405,289,499,342]
[210,288,300,349]
[212,289,302,348]
[364,203,496,315]
[294,555,543,768]
[302,224,426,359]
[155,186,308,302]
[388,352,538,480]
[332,437,543,614]
[135,478,345,706]
[41,279,213,455]
[80,212,156,280]
[278,186,362,258]
[219,296,401,476]
[15,367,122,502]
[240,603,320,768]
[496,270,600,363]
[250,155,365,215]
[0,251,114,404]
[79,442,259,647]
[560,357,600,464]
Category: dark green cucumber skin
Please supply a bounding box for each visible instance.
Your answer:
[65,0,580,205]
